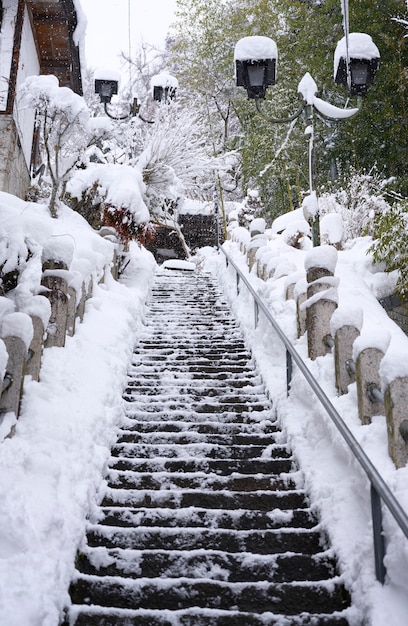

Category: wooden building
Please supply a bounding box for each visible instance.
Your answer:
[0,0,83,198]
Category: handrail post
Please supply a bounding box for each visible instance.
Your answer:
[286,349,293,396]
[236,271,240,295]
[371,484,386,584]
[254,299,259,328]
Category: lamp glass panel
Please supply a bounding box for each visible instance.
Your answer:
[351,62,369,86]
[247,65,265,87]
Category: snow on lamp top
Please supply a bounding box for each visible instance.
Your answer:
[334,33,380,96]
[334,33,380,75]
[151,73,178,102]
[235,36,278,99]
[151,73,179,90]
[94,68,121,83]
[234,36,278,62]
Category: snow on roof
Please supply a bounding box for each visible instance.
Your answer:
[234,36,278,62]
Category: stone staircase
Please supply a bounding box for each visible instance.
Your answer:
[63,268,352,625]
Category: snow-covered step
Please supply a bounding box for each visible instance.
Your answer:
[67,607,351,626]
[64,268,351,625]
[108,457,292,475]
[69,575,349,615]
[76,545,338,582]
[100,487,309,511]
[94,506,316,531]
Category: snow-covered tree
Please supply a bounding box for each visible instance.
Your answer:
[18,76,92,218]
[319,168,390,241]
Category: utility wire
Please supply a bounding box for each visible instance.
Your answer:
[341,0,351,91]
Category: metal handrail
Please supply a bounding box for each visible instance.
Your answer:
[220,245,408,584]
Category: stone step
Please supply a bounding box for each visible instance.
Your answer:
[115,432,277,446]
[94,506,316,531]
[100,488,308,511]
[76,545,336,582]
[109,442,290,460]
[108,457,293,475]
[85,525,324,554]
[121,410,274,424]
[105,470,296,492]
[118,419,278,435]
[65,606,351,626]
[123,384,267,397]
[69,575,350,615]
[121,401,271,414]
[126,372,263,385]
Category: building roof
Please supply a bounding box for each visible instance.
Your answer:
[26,0,83,94]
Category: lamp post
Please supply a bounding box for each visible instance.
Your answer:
[234,33,379,246]
[94,69,178,121]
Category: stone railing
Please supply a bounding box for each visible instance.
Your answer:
[0,232,122,440]
[229,222,408,469]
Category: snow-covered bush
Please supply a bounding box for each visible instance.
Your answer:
[369,199,408,298]
[18,76,92,218]
[66,164,150,245]
[319,168,390,241]
[237,189,264,228]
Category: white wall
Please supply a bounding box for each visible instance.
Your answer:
[14,5,40,168]
[0,0,19,112]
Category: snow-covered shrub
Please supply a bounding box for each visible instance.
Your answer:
[319,168,390,241]
[66,164,150,245]
[369,199,408,298]
[237,189,264,228]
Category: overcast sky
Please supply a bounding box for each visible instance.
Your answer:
[80,0,177,72]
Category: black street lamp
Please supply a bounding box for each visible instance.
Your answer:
[234,33,379,245]
[94,69,140,120]
[334,32,379,97]
[151,73,179,103]
[94,70,178,121]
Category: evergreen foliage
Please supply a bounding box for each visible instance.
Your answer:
[172,0,408,219]
[369,200,408,297]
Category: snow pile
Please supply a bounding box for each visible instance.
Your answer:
[0,190,156,626]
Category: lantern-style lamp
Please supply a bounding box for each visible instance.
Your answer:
[94,68,120,104]
[334,33,380,97]
[234,36,278,99]
[151,73,179,103]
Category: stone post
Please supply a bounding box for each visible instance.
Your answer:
[330,307,363,396]
[333,325,360,395]
[355,347,385,425]
[295,278,308,338]
[41,272,69,348]
[25,315,45,381]
[67,285,78,337]
[384,377,408,468]
[247,219,266,272]
[0,312,33,418]
[304,246,339,360]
